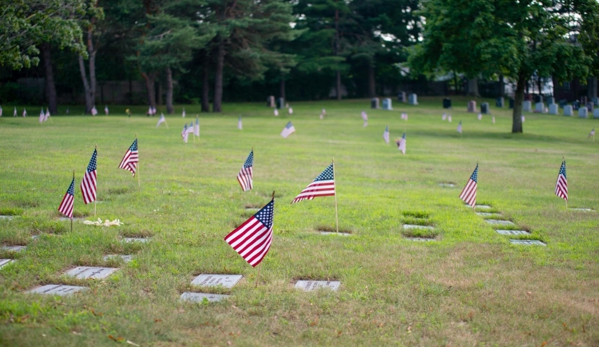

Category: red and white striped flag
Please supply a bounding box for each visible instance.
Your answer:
[236,150,253,191]
[224,198,274,267]
[292,164,335,204]
[118,139,139,176]
[555,160,568,201]
[58,177,75,218]
[459,164,478,208]
[80,149,97,204]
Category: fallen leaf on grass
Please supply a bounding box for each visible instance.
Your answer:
[309,317,319,327]
[108,335,124,342]
[154,318,162,323]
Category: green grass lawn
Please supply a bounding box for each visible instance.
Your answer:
[0,97,598,346]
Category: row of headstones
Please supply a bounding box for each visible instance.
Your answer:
[266,96,286,109]
[474,205,546,246]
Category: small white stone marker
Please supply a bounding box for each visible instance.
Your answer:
[1,245,26,252]
[319,231,351,236]
[103,254,134,263]
[485,219,515,226]
[180,292,229,303]
[404,237,436,242]
[191,274,243,288]
[0,259,14,268]
[403,224,434,230]
[63,266,119,279]
[0,215,15,220]
[476,212,500,217]
[496,229,530,235]
[27,284,88,296]
[295,280,341,291]
[122,237,150,243]
[510,239,546,246]
[438,183,455,188]
[569,208,593,212]
[475,205,492,209]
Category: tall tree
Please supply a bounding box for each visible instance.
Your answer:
[409,0,594,133]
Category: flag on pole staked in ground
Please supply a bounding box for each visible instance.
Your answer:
[274,108,279,116]
[194,117,200,137]
[104,105,109,115]
[457,121,463,134]
[478,113,482,120]
[156,113,166,127]
[80,149,97,204]
[237,150,254,191]
[22,108,27,117]
[492,116,496,124]
[186,122,195,137]
[448,115,452,122]
[555,160,568,201]
[281,121,295,138]
[289,107,293,115]
[44,109,50,121]
[361,111,368,127]
[181,124,189,142]
[182,108,186,118]
[58,177,75,219]
[459,164,478,208]
[588,128,595,138]
[238,115,242,130]
[442,113,447,121]
[396,133,406,154]
[292,164,335,204]
[118,139,139,176]
[322,108,326,115]
[521,115,525,122]
[224,197,274,267]
[148,106,152,116]
[401,112,408,120]
[39,108,44,123]
[91,106,98,116]
[13,107,17,116]
[383,126,390,144]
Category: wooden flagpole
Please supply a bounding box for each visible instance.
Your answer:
[71,170,75,233]
[333,159,339,233]
[94,144,97,217]
[256,190,275,288]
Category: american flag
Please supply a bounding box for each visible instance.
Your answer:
[477,113,482,120]
[182,108,186,118]
[459,164,478,208]
[457,121,463,134]
[22,108,27,117]
[238,115,242,130]
[13,106,16,116]
[237,150,253,191]
[292,164,335,204]
[44,109,50,121]
[383,126,389,144]
[91,106,98,116]
[521,115,525,122]
[555,160,568,201]
[281,121,295,138]
[194,117,200,137]
[322,108,326,115]
[58,177,75,218]
[118,139,139,176]
[104,105,109,115]
[224,198,274,267]
[442,113,447,121]
[396,133,406,154]
[80,149,97,204]
[181,124,189,142]
[492,116,496,124]
[588,128,595,138]
[361,110,368,121]
[289,107,293,115]
[274,108,279,116]
[448,115,452,122]
[156,113,166,127]
[39,108,44,123]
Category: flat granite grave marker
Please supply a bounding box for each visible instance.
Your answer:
[103,254,134,263]
[563,105,573,116]
[439,183,456,188]
[485,219,515,226]
[64,266,119,279]
[510,239,546,246]
[0,215,16,220]
[579,107,588,118]
[295,280,341,291]
[522,101,532,112]
[404,237,436,242]
[569,207,594,212]
[27,284,88,296]
[382,98,392,110]
[496,229,530,235]
[0,259,14,268]
[403,224,434,230]
[122,237,150,243]
[191,274,243,288]
[1,245,26,252]
[319,231,351,236]
[180,292,230,303]
[476,212,500,217]
[548,104,559,115]
[475,205,492,209]
[408,93,418,105]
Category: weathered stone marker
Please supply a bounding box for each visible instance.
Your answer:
[408,94,418,105]
[180,292,230,303]
[1,245,26,252]
[371,98,380,109]
[509,239,546,246]
[563,105,573,116]
[485,219,515,226]
[0,259,14,268]
[122,237,150,243]
[522,101,532,112]
[63,266,119,279]
[467,100,477,113]
[548,104,558,115]
[402,224,434,230]
[103,254,134,263]
[191,274,243,288]
[382,98,392,110]
[27,284,88,296]
[496,230,530,235]
[295,280,341,291]
[579,107,588,118]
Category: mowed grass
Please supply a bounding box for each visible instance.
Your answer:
[0,97,598,346]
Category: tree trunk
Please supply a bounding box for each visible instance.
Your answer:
[280,75,286,100]
[512,71,526,133]
[141,72,156,108]
[41,43,57,114]
[157,81,163,106]
[467,77,479,97]
[498,74,504,97]
[334,8,341,100]
[552,75,558,97]
[587,77,597,100]
[336,70,342,100]
[213,36,225,112]
[367,61,376,98]
[78,25,97,114]
[165,67,174,114]
[202,54,210,112]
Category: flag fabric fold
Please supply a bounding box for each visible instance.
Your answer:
[292,164,335,204]
[80,149,98,204]
[236,150,253,191]
[555,160,568,201]
[58,177,75,218]
[224,198,274,267]
[459,164,478,208]
[281,121,295,138]
[118,139,139,176]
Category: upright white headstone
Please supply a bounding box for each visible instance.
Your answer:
[593,108,599,119]
[579,107,588,118]
[535,102,544,113]
[382,98,392,110]
[548,104,559,115]
[563,105,573,116]
[522,101,532,112]
[467,100,477,113]
[408,93,418,105]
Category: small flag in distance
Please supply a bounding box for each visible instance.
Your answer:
[396,133,406,154]
[237,150,253,191]
[224,197,274,267]
[457,121,463,134]
[118,139,139,176]
[281,121,295,138]
[383,126,389,144]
